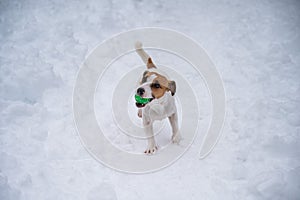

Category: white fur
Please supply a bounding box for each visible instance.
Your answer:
[142,92,181,154]
[135,42,181,155]
[135,41,150,64]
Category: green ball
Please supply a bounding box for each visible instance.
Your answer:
[135,95,152,104]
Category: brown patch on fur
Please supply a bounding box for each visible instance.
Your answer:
[140,70,149,84]
[147,58,157,69]
[151,75,169,99]
[141,71,177,99]
[168,81,176,96]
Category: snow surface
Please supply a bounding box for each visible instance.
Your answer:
[1,0,300,199]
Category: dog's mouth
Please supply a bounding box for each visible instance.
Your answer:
[135,102,146,108]
[135,95,153,108]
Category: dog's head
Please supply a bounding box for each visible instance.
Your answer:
[135,70,176,108]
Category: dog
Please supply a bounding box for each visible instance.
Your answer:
[134,42,181,154]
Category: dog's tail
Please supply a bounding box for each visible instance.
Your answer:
[135,41,156,69]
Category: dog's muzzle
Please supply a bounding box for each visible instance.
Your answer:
[136,87,145,96]
[135,82,154,108]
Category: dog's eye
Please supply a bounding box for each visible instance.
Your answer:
[151,83,161,89]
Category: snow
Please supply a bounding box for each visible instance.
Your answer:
[1,0,300,199]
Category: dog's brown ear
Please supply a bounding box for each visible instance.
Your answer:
[140,70,149,84]
[147,58,157,69]
[168,81,176,96]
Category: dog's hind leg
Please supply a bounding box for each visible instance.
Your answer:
[168,112,181,144]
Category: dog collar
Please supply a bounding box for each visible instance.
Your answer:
[135,95,153,108]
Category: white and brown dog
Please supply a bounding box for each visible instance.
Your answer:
[134,42,181,154]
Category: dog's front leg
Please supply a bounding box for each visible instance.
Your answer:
[143,123,158,154]
[142,106,157,154]
[168,112,181,144]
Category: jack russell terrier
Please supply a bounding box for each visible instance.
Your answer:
[134,42,181,155]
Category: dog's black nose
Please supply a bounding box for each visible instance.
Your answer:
[137,87,145,96]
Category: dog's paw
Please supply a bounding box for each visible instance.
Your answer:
[137,110,142,118]
[144,146,158,155]
[172,133,182,144]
